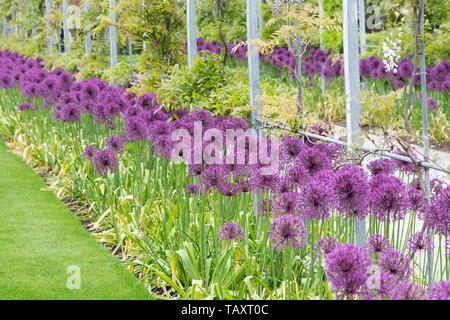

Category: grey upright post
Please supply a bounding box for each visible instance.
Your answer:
[247,0,261,221]
[85,0,92,54]
[319,0,327,93]
[187,0,197,69]
[109,0,117,68]
[63,0,70,52]
[343,0,365,246]
[45,1,53,54]
[129,35,133,78]
[2,18,7,38]
[419,2,433,288]
[358,0,367,91]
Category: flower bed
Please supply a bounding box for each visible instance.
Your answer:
[0,49,449,300]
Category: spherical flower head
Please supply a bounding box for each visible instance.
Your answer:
[124,116,148,142]
[407,232,434,253]
[314,237,339,257]
[427,97,439,110]
[428,281,450,300]
[92,148,119,175]
[333,165,370,219]
[249,168,280,194]
[425,185,450,236]
[137,92,158,110]
[82,145,97,160]
[186,184,199,195]
[407,188,427,215]
[365,234,391,255]
[370,174,408,222]
[106,134,127,154]
[378,248,412,281]
[286,163,308,188]
[393,149,418,174]
[324,243,371,298]
[280,135,304,165]
[299,172,334,220]
[82,82,99,101]
[273,192,300,215]
[60,103,81,122]
[296,146,331,177]
[219,222,245,241]
[17,101,32,111]
[364,271,398,300]
[269,214,307,251]
[367,158,396,176]
[389,281,426,300]
[200,165,228,192]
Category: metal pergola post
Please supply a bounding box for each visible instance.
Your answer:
[85,0,92,54]
[187,0,197,69]
[63,0,70,52]
[2,18,7,38]
[109,0,117,68]
[319,0,327,93]
[247,0,261,221]
[343,0,365,246]
[419,2,433,288]
[358,0,368,91]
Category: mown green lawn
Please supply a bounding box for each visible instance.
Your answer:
[0,140,152,300]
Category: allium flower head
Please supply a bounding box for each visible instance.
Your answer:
[324,243,371,298]
[407,232,434,253]
[425,185,450,236]
[106,134,127,154]
[389,281,426,300]
[82,145,97,160]
[219,222,245,241]
[333,165,370,219]
[186,184,199,195]
[92,148,119,175]
[428,281,450,300]
[272,192,299,215]
[299,173,334,220]
[315,237,339,257]
[280,135,303,165]
[296,146,331,177]
[370,174,408,222]
[378,248,412,281]
[367,158,396,176]
[269,214,307,251]
[124,116,148,142]
[60,103,81,122]
[365,234,391,254]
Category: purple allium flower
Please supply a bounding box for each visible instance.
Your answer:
[272,192,299,215]
[219,222,245,241]
[186,184,199,195]
[367,158,396,176]
[124,116,148,142]
[393,150,418,174]
[365,234,391,255]
[296,146,331,177]
[425,185,450,236]
[299,172,334,220]
[428,281,450,300]
[60,103,81,122]
[315,237,339,257]
[286,163,308,187]
[407,231,434,253]
[333,165,370,219]
[407,188,427,214]
[82,82,99,101]
[92,148,119,175]
[370,174,408,222]
[106,134,127,154]
[364,271,398,300]
[82,145,97,160]
[17,101,32,111]
[389,281,426,300]
[427,97,439,110]
[280,135,304,165]
[378,248,412,281]
[250,169,280,193]
[269,214,307,251]
[324,243,371,298]
[200,165,228,192]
